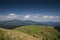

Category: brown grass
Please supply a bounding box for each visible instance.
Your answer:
[0,28,42,40]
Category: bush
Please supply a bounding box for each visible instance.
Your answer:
[0,30,11,40]
[33,34,35,37]
[0,30,5,40]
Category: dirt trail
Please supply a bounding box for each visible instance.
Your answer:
[0,28,42,40]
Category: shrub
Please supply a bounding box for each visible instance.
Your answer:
[0,30,5,40]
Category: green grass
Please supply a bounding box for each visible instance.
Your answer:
[14,25,60,40]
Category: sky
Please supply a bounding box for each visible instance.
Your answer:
[0,0,60,22]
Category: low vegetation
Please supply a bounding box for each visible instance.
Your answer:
[0,25,60,40]
[0,29,11,40]
[0,28,41,40]
[14,25,60,40]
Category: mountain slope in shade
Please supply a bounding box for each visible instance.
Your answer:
[0,19,41,29]
[0,28,41,40]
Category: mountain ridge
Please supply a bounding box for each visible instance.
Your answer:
[0,19,60,29]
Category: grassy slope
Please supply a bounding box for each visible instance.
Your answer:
[0,28,41,40]
[14,25,60,40]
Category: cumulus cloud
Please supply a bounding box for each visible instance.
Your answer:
[23,14,60,22]
[24,15,30,19]
[42,16,53,19]
[0,13,19,20]
[49,16,54,18]
[43,16,48,18]
[6,13,18,19]
[42,16,59,19]
[0,14,60,22]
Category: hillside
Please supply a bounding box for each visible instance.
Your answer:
[14,25,60,40]
[0,25,60,40]
[0,28,41,40]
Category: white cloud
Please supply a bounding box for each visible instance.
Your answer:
[0,13,19,21]
[49,16,54,18]
[43,16,48,18]
[0,14,60,22]
[24,15,30,19]
[6,13,18,19]
[9,13,16,16]
[42,16,59,19]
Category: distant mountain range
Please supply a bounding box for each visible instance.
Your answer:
[0,19,60,29]
[0,19,41,29]
[40,22,60,26]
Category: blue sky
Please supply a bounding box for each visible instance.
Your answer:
[0,0,60,22]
